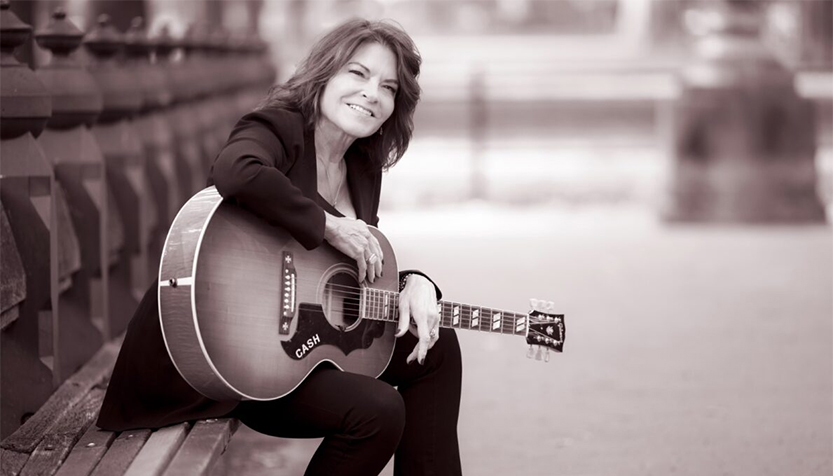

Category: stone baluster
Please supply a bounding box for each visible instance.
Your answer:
[0,0,55,438]
[35,7,108,383]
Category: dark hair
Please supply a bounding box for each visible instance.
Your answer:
[258,19,422,172]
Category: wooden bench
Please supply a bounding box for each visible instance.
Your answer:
[0,337,239,476]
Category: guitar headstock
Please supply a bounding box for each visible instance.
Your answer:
[526,299,565,362]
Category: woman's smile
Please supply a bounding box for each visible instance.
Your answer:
[346,103,374,117]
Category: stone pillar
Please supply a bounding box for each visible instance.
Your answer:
[168,25,208,200]
[85,15,152,335]
[126,16,176,279]
[188,24,223,176]
[0,0,55,438]
[664,0,825,223]
[35,7,107,382]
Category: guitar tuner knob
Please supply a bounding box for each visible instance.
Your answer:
[527,345,534,359]
[535,347,543,361]
[544,348,550,363]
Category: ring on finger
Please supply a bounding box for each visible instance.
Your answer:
[367,253,378,264]
[429,328,438,338]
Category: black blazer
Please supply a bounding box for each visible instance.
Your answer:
[97,107,439,431]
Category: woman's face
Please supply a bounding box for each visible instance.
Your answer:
[318,42,398,140]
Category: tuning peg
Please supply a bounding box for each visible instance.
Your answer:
[526,345,534,359]
[529,298,539,310]
[544,347,550,363]
[535,346,543,361]
[546,301,555,312]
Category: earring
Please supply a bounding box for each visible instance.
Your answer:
[378,126,383,136]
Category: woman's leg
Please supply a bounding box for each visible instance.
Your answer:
[379,328,463,476]
[233,366,405,476]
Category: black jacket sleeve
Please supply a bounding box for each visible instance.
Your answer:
[209,108,326,250]
[398,270,443,302]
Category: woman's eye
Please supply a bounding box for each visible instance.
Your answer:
[349,69,365,77]
[383,85,397,94]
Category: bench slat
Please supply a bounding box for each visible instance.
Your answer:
[54,426,117,476]
[1,341,120,453]
[19,389,104,476]
[88,429,151,476]
[162,419,239,476]
[1,448,29,476]
[123,423,190,476]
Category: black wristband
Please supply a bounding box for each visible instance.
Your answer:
[399,272,417,292]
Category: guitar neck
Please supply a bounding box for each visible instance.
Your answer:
[362,288,530,337]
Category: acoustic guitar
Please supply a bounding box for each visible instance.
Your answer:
[158,186,565,401]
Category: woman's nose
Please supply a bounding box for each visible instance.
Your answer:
[361,84,380,102]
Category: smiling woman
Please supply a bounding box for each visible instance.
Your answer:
[319,43,399,139]
[96,19,463,476]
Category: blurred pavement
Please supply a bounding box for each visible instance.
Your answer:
[217,203,832,476]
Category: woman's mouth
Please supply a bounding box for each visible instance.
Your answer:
[347,104,374,117]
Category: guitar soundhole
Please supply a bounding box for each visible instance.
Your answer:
[322,272,361,330]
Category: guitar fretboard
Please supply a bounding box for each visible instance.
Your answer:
[361,288,530,336]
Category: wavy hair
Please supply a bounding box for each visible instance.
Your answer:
[258,19,422,172]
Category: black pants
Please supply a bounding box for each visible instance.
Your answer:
[232,328,463,476]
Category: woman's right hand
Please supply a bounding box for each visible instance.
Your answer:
[323,213,383,284]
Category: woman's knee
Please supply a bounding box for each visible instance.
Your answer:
[432,328,463,377]
[345,381,405,441]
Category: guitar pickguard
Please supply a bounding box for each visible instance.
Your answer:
[281,303,386,361]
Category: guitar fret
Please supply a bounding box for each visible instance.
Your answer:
[460,304,471,330]
[385,291,399,321]
[478,307,489,332]
[367,288,374,320]
[361,288,369,321]
[502,312,513,334]
[367,289,373,320]
[438,302,447,328]
[379,290,385,321]
[514,312,527,335]
[470,307,481,331]
[372,289,380,321]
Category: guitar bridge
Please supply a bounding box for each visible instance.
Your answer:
[279,252,297,335]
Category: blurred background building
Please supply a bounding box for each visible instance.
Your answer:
[8,0,833,217]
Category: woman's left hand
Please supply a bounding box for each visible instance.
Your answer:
[396,274,440,364]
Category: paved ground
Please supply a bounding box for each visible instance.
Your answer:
[216,203,832,476]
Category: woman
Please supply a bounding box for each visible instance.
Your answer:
[97,19,463,476]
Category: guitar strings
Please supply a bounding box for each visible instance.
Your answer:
[260,277,547,325]
[276,289,548,336]
[196,277,550,331]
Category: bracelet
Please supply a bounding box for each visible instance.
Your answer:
[399,273,417,292]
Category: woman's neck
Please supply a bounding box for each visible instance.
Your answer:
[314,119,354,163]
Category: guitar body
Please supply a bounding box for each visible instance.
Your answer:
[158,187,399,401]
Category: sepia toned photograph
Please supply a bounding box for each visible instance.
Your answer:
[1,0,831,475]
